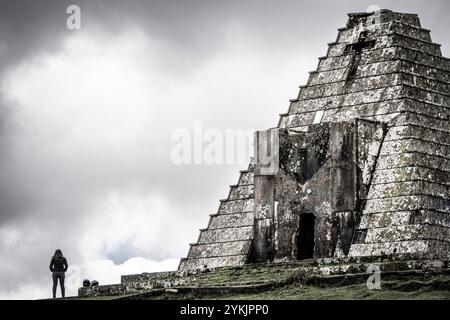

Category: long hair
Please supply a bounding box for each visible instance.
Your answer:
[53,249,63,260]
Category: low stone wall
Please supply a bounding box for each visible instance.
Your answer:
[78,254,449,298]
[78,284,125,297]
[121,271,176,284]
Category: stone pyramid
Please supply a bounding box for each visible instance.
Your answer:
[179,9,450,271]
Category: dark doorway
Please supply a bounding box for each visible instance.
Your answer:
[297,213,316,259]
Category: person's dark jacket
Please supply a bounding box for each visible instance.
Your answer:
[49,256,68,272]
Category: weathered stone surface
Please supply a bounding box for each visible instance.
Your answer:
[366,181,449,199]
[337,21,431,44]
[356,60,399,78]
[371,62,450,90]
[403,86,449,107]
[359,210,450,229]
[363,195,449,214]
[78,284,125,297]
[400,73,450,94]
[178,9,450,272]
[327,34,441,58]
[238,171,254,185]
[218,198,254,214]
[393,34,442,56]
[380,139,450,158]
[399,60,450,83]
[179,255,247,270]
[188,240,251,259]
[384,125,450,145]
[198,226,254,244]
[395,112,450,132]
[349,240,450,259]
[208,212,254,229]
[279,101,406,131]
[403,99,450,119]
[357,120,386,188]
[121,271,176,285]
[365,225,450,243]
[397,47,450,70]
[248,121,382,262]
[372,167,450,185]
[229,185,254,200]
[300,74,402,100]
[288,86,403,114]
[377,153,450,172]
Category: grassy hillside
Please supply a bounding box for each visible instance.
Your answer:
[75,260,450,300]
[80,274,448,300]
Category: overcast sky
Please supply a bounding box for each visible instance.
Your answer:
[0,0,449,299]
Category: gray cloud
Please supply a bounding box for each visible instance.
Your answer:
[0,0,449,299]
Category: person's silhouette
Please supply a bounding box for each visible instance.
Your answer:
[49,249,68,299]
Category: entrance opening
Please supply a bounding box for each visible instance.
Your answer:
[297,213,316,259]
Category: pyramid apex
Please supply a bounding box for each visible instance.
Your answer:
[347,9,393,17]
[346,9,421,29]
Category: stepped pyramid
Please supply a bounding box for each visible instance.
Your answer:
[179,9,450,271]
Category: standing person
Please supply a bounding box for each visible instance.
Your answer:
[49,249,68,299]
